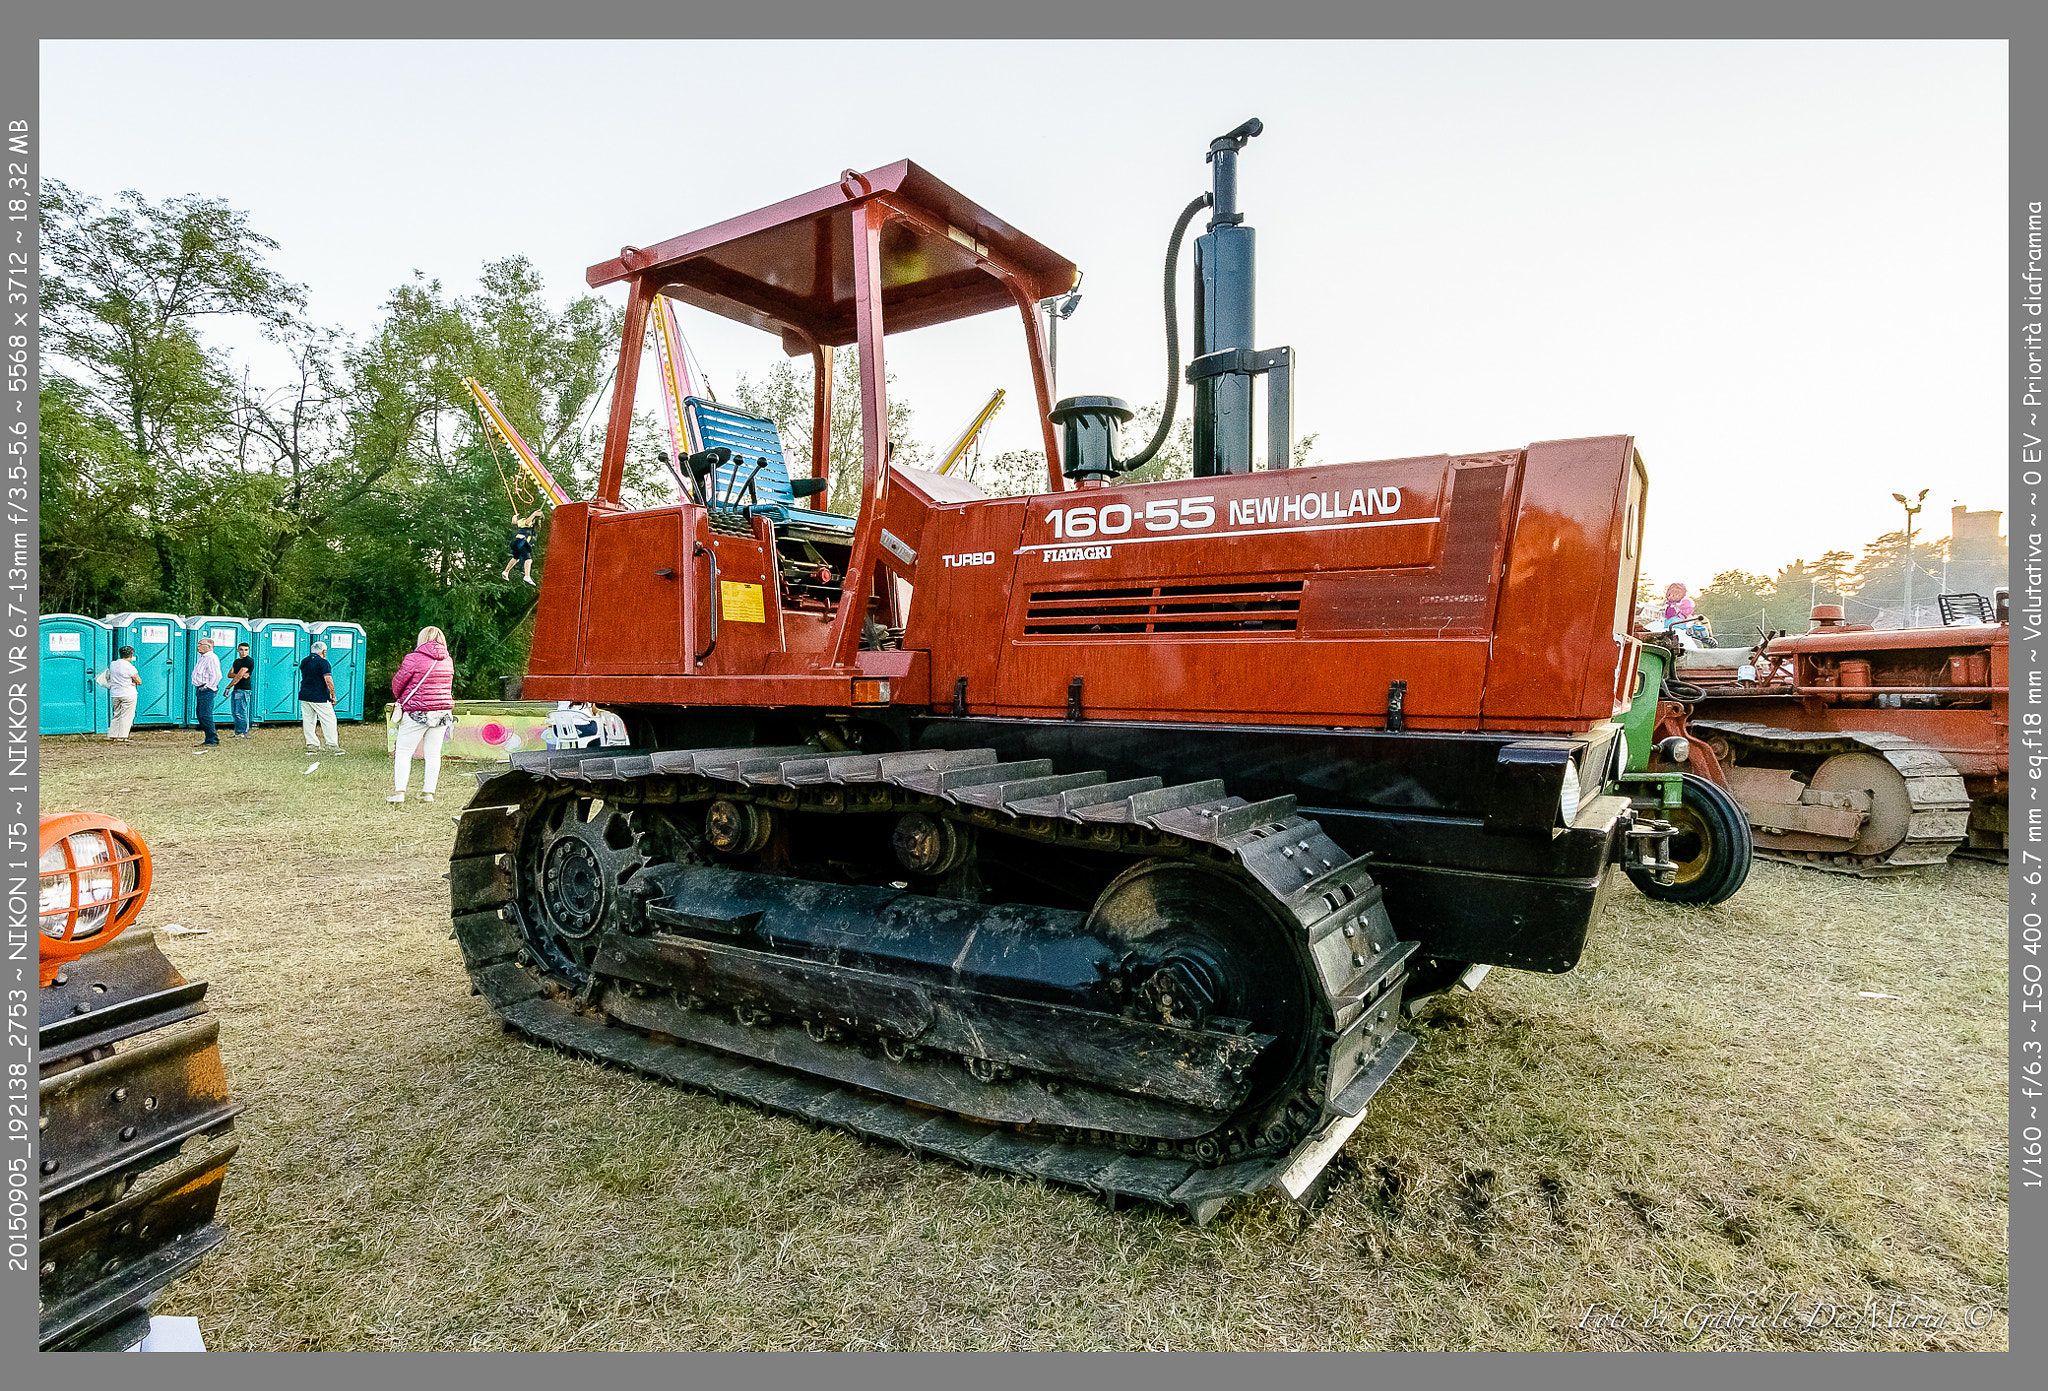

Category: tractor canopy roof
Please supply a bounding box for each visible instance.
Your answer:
[587,161,1078,354]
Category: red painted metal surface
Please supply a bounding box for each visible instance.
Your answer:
[586,161,1077,332]
[1690,619,2009,786]
[531,439,1644,734]
[579,511,687,673]
[529,502,590,673]
[533,160,1644,739]
[596,281,653,509]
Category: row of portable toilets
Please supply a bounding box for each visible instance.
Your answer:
[38,613,368,736]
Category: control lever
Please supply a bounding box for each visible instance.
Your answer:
[683,447,730,506]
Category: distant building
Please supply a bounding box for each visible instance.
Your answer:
[1869,507,2006,628]
[1943,506,2007,605]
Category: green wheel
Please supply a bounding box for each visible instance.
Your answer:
[1628,773,1753,906]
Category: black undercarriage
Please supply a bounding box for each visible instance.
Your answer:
[623,708,1633,975]
[448,705,1632,1220]
[451,733,1432,1221]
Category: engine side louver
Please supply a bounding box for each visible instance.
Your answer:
[1023,581,1305,637]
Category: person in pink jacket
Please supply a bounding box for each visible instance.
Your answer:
[389,626,456,804]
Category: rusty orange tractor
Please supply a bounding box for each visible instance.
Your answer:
[1637,595,2007,875]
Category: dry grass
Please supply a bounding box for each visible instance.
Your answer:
[40,725,2009,1349]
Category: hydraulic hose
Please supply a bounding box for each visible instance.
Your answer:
[1117,191,1213,472]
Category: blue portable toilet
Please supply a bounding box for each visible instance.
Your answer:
[39,614,111,734]
[249,618,309,723]
[182,616,253,725]
[103,612,188,727]
[308,621,368,722]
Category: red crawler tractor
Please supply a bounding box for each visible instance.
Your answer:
[450,121,1679,1221]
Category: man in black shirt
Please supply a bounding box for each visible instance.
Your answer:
[299,641,343,754]
[225,642,256,739]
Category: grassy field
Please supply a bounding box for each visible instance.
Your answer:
[40,724,2009,1350]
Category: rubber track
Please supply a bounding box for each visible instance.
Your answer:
[450,745,1418,1223]
[1690,720,1972,875]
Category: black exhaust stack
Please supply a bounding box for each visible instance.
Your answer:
[1054,119,1295,482]
[1191,119,1294,478]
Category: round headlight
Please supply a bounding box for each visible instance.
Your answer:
[1559,760,1582,825]
[38,813,153,985]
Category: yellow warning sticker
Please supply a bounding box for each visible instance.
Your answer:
[719,580,766,623]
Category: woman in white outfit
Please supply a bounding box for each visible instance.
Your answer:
[389,626,457,804]
[105,645,141,741]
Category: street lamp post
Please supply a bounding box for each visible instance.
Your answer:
[1039,281,1083,396]
[1891,488,1928,626]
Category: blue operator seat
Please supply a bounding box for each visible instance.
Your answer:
[684,398,855,530]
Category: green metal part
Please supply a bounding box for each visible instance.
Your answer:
[1617,770,1684,811]
[1619,643,1682,809]
[1620,642,1668,773]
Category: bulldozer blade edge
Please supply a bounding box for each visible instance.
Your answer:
[37,928,241,1351]
[451,749,1419,1223]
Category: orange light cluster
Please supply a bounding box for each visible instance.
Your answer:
[38,812,153,985]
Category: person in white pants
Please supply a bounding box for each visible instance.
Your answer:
[392,707,452,801]
[388,626,457,804]
[299,641,342,753]
[105,646,141,741]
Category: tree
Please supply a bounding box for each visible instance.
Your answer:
[728,348,923,516]
[40,180,305,466]
[321,261,629,695]
[1765,558,1823,633]
[974,448,1056,497]
[227,328,353,615]
[1848,530,1948,626]
[37,376,151,615]
[39,180,308,608]
[1694,570,1774,645]
[1810,549,1855,604]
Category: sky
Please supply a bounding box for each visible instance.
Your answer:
[40,38,2007,589]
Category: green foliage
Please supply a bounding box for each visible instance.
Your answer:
[1848,530,1949,624]
[727,347,923,516]
[1113,401,1195,486]
[37,177,628,701]
[40,179,305,465]
[1810,549,1855,601]
[40,180,310,614]
[973,448,1055,497]
[1694,570,1773,645]
[38,375,150,615]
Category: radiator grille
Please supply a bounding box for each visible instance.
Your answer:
[1023,581,1305,637]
